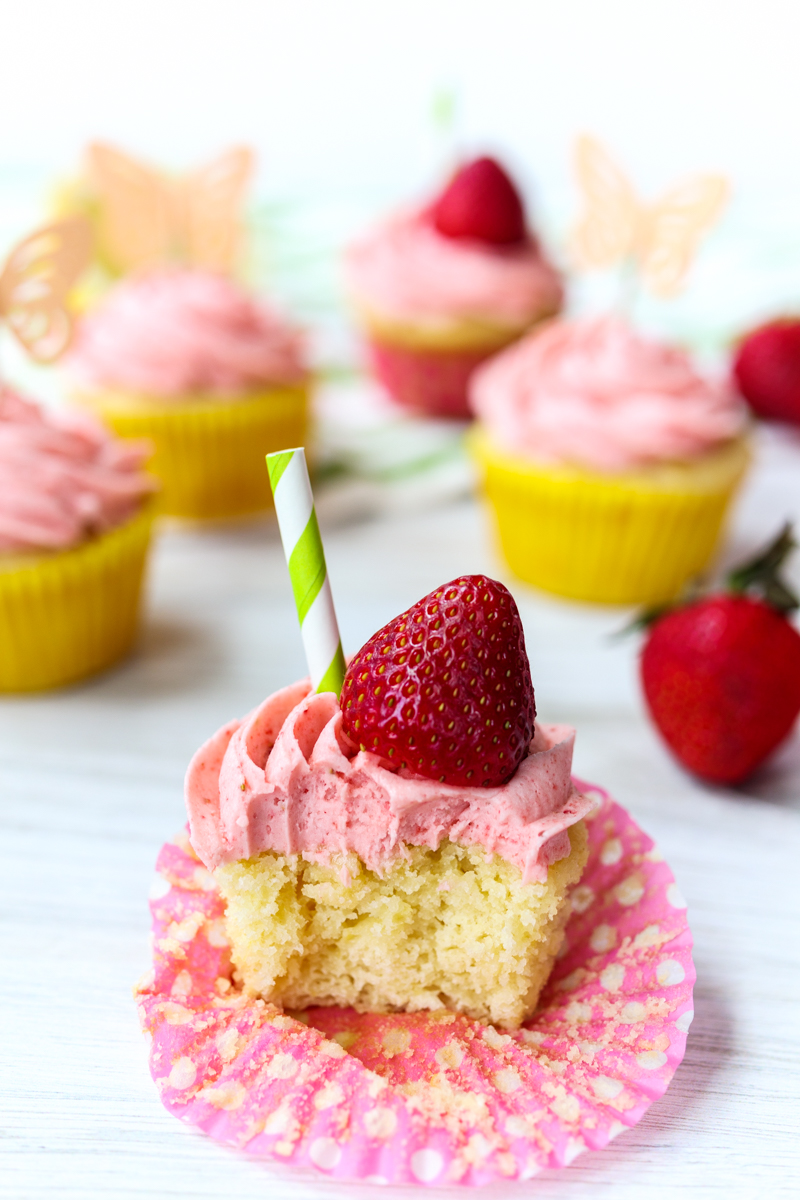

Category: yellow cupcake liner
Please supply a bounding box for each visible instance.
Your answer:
[76,385,309,520]
[0,502,155,692]
[469,428,751,605]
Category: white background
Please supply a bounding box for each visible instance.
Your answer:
[2,0,800,352]
[3,0,800,205]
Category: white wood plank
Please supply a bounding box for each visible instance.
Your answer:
[2,422,799,1198]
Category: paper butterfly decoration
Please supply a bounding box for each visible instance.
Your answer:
[572,136,728,297]
[0,217,92,362]
[85,143,253,276]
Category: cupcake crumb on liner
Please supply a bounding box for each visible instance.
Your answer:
[136,783,694,1187]
[76,384,308,520]
[0,500,154,692]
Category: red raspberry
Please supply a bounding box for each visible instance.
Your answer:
[431,156,527,246]
[340,575,536,788]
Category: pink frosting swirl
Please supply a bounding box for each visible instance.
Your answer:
[0,389,154,553]
[471,315,746,470]
[345,210,563,330]
[68,269,307,397]
[186,680,594,885]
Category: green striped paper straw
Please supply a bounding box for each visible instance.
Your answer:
[266,447,346,696]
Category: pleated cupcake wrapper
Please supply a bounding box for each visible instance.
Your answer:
[78,385,309,520]
[136,783,694,1188]
[470,429,749,605]
[366,337,510,420]
[0,502,154,692]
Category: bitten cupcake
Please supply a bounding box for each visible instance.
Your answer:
[0,388,155,691]
[68,268,309,520]
[469,315,750,604]
[344,157,563,419]
[186,575,592,1030]
[138,567,696,1185]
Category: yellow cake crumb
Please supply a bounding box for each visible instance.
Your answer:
[215,822,588,1030]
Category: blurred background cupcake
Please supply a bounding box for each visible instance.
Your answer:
[469,314,750,605]
[58,142,310,521]
[67,267,309,520]
[0,388,155,691]
[344,155,563,419]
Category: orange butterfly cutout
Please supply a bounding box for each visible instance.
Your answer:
[572,136,728,297]
[86,142,254,276]
[0,217,92,362]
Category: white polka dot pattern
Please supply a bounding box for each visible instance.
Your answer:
[309,1137,342,1170]
[675,1008,694,1032]
[637,1050,668,1070]
[167,1057,196,1090]
[148,874,171,900]
[411,1148,444,1182]
[136,782,694,1187]
[600,837,623,865]
[657,959,686,987]
[590,924,617,953]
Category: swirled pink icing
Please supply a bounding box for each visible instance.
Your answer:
[68,268,307,396]
[0,388,154,552]
[186,680,593,884]
[344,210,563,330]
[471,315,746,470]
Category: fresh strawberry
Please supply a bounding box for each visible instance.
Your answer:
[640,526,800,784]
[340,574,535,787]
[431,156,526,245]
[733,318,800,424]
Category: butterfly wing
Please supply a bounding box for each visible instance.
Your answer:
[87,141,173,274]
[0,217,93,361]
[639,176,728,296]
[572,135,640,269]
[183,146,253,272]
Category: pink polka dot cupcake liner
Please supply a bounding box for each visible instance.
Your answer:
[135,782,694,1187]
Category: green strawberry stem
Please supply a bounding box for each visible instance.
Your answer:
[726,522,798,614]
[620,523,798,637]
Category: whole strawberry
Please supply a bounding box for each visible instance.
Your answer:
[340,575,535,787]
[641,526,800,784]
[431,156,527,246]
[733,318,800,424]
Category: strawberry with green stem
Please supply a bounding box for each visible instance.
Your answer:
[640,525,800,784]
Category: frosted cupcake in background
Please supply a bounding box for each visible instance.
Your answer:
[469,315,750,604]
[0,389,155,691]
[68,269,309,520]
[344,156,563,419]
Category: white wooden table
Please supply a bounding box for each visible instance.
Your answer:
[2,424,799,1200]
